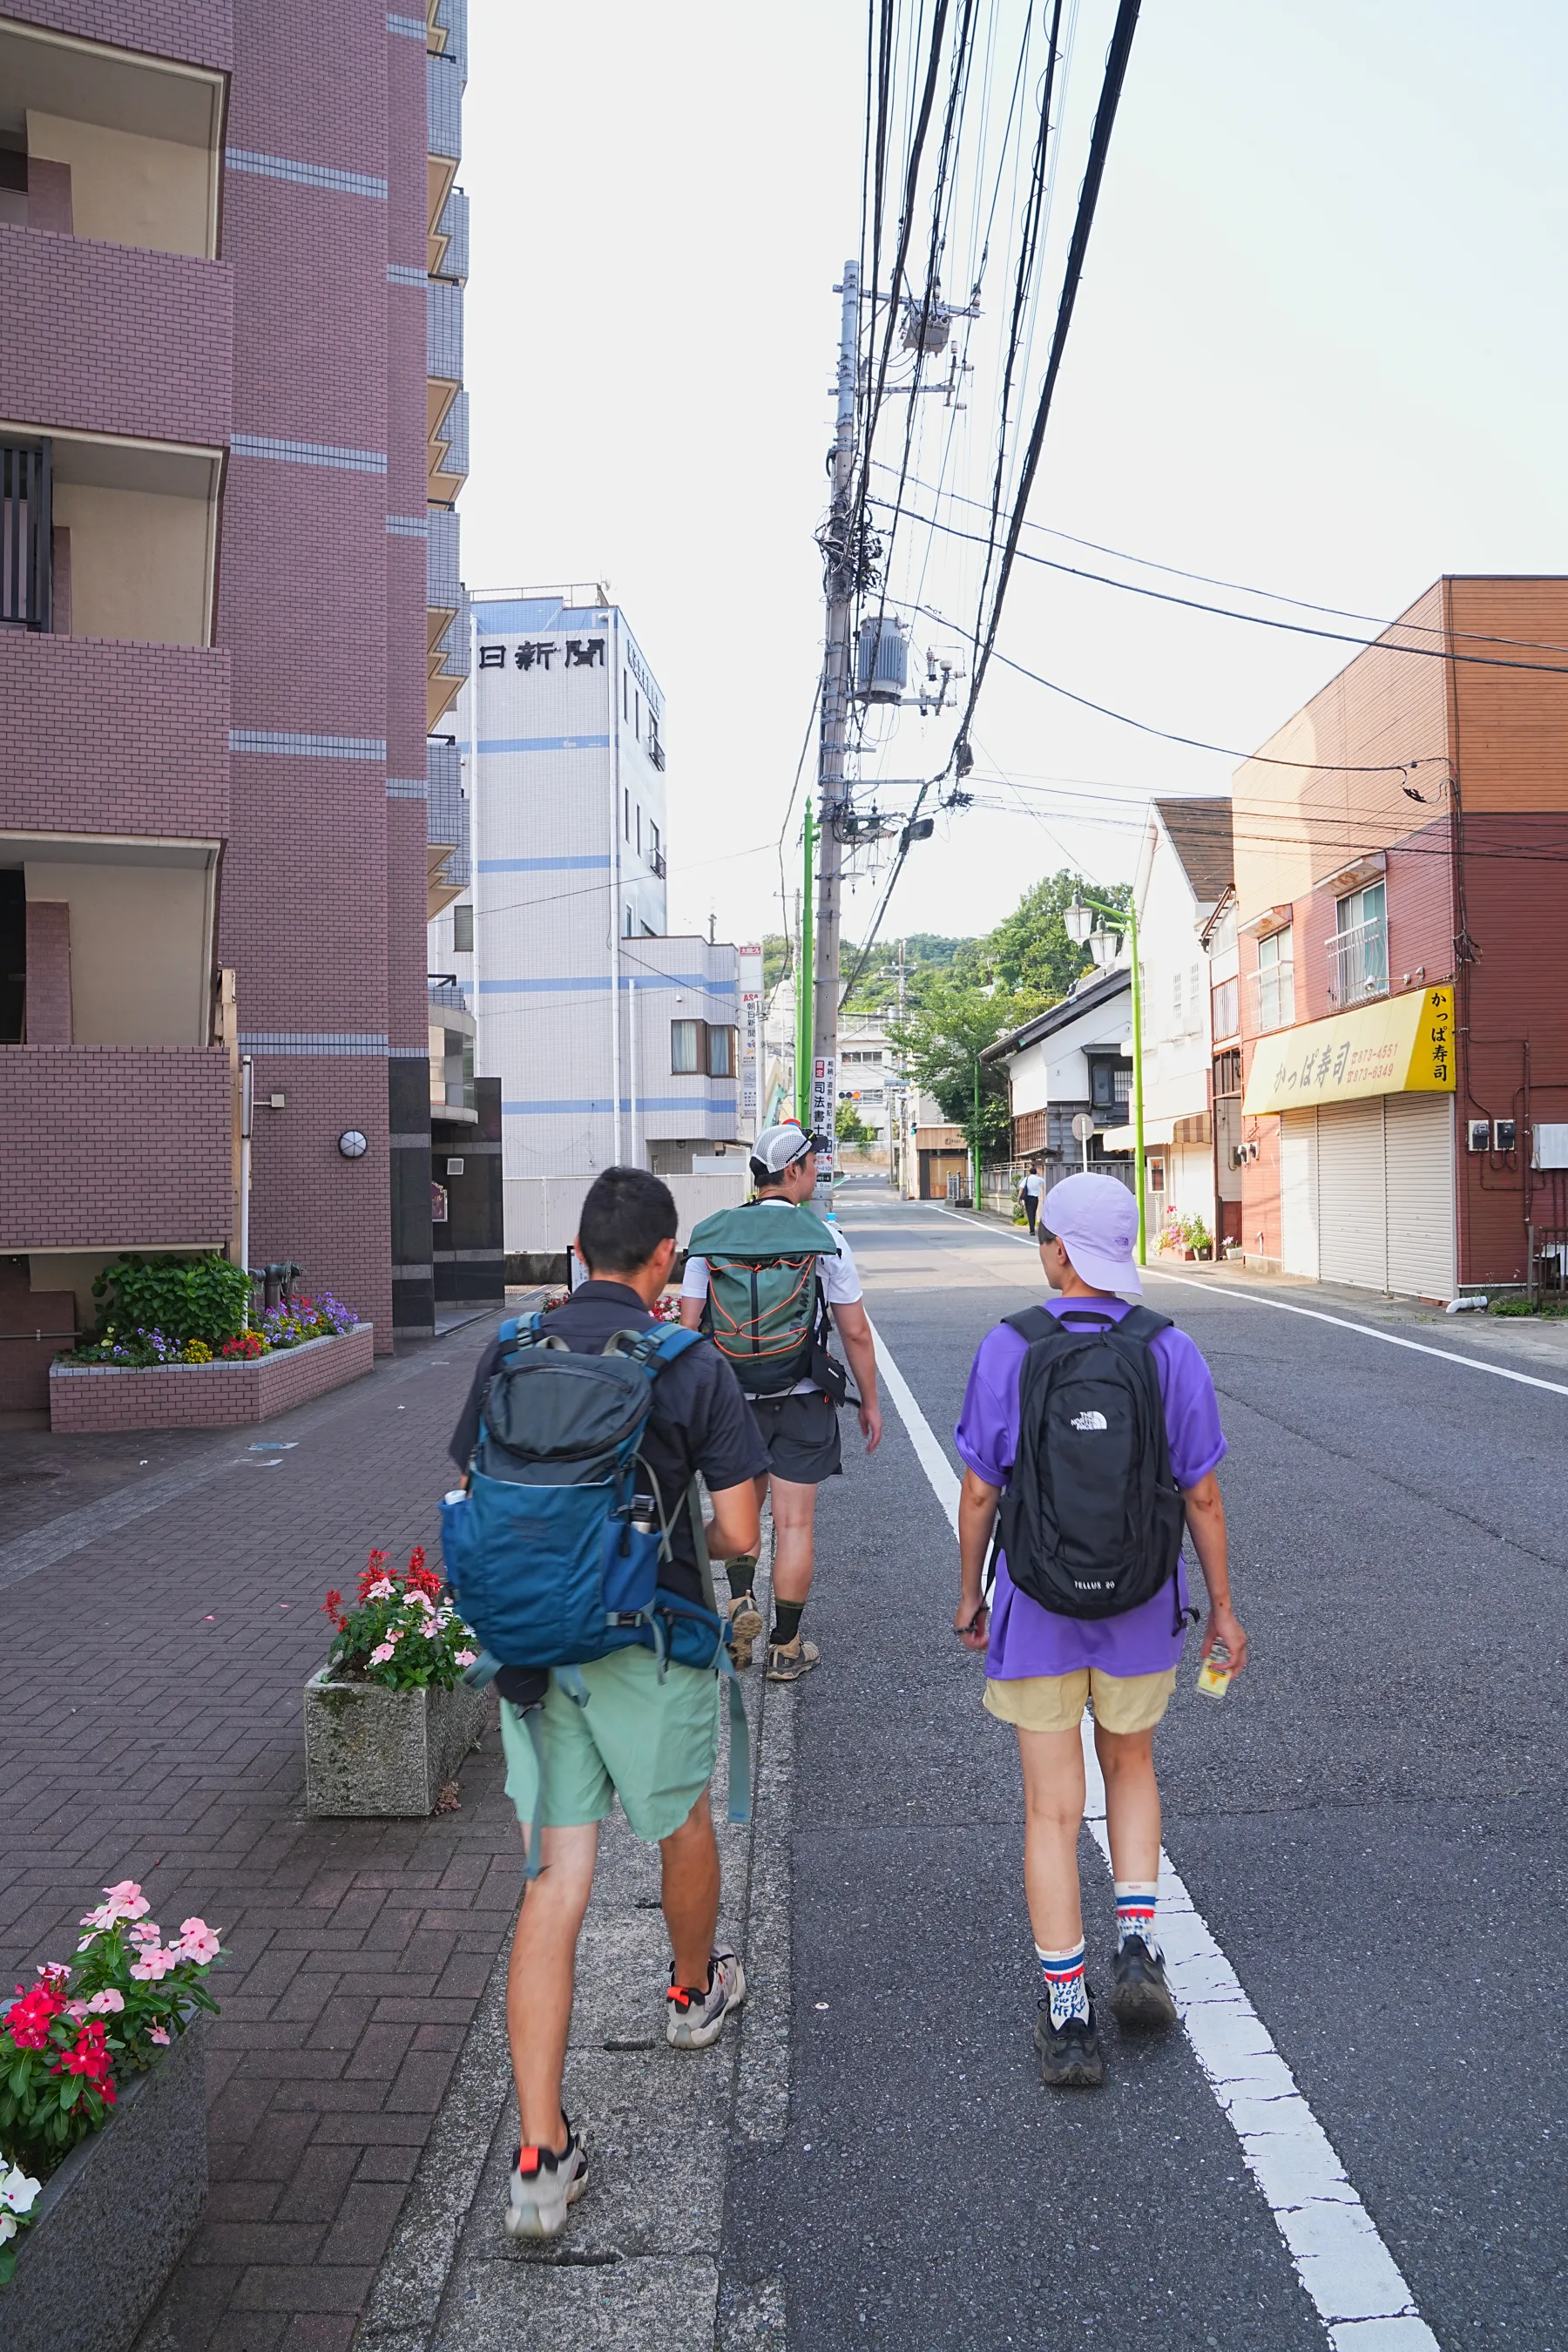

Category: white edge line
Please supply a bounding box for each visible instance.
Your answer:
[859,1298,1440,2350]
[923,1200,1568,1402]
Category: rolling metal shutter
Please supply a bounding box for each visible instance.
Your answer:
[1279,1109,1319,1279]
[1384,1092,1456,1300]
[1317,1098,1388,1290]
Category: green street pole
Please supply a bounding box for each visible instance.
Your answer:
[1126,892,1146,1267]
[796,800,815,1127]
[1070,890,1146,1266]
[972,1051,981,1210]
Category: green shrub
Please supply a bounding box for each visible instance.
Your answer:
[1488,1296,1535,1317]
[91,1253,252,1348]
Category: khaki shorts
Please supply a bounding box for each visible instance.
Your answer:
[983,1666,1177,1736]
[499,1647,720,1843]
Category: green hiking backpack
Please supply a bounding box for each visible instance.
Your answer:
[686,1200,843,1400]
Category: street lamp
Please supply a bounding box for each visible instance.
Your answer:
[1066,890,1147,1265]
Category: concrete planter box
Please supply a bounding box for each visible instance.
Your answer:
[49,1323,373,1434]
[4,2019,206,2352]
[303,1667,490,1816]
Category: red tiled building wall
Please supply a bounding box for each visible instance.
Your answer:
[0,634,230,840]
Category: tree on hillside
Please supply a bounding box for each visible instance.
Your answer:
[983,869,1131,997]
[888,975,1044,1166]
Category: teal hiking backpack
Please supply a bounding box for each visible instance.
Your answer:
[686,1200,843,1399]
[439,1314,750,1874]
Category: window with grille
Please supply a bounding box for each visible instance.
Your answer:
[2,441,52,631]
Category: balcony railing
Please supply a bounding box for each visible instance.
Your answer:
[648,847,667,879]
[1327,918,1389,1007]
[1247,962,1296,1035]
[648,734,666,772]
[1,441,51,630]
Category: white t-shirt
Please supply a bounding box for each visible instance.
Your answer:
[1021,1172,1044,1199]
[682,1200,862,1395]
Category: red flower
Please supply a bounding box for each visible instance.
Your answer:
[407,1563,443,1599]
[55,2020,114,2086]
[4,1981,65,2048]
[322,1589,344,1626]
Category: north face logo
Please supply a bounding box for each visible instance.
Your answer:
[1071,1409,1108,1432]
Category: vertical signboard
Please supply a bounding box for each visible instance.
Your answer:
[738,943,763,1140]
[811,1053,837,1176]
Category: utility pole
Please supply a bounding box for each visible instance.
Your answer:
[796,798,816,1126]
[811,258,861,1170]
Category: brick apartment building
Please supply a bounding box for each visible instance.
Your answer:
[0,0,470,1406]
[1232,576,1568,1299]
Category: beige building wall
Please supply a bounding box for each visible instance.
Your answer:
[53,477,213,645]
[26,108,214,257]
[24,857,213,1044]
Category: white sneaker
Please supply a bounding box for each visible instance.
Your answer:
[666,1949,747,2050]
[504,2126,587,2238]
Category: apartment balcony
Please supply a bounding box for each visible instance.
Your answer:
[0,223,231,449]
[433,184,468,284]
[428,277,463,385]
[427,504,460,618]
[430,386,468,504]
[427,733,468,915]
[1247,962,1296,1036]
[1327,918,1389,1008]
[0,629,229,839]
[0,1045,233,1253]
[430,0,469,80]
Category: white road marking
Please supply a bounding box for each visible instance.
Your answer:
[860,1301,1441,2352]
[923,1199,1568,1403]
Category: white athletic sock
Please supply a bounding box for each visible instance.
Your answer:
[1114,1879,1160,1956]
[1035,1939,1090,2028]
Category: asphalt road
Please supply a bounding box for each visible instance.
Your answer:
[723,1188,1568,2352]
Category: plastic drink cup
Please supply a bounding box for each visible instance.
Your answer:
[1195,1639,1233,1700]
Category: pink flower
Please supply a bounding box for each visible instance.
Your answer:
[368,1641,396,1665]
[86,1988,125,2015]
[129,1946,178,1983]
[455,1649,477,1668]
[366,1577,395,1601]
[64,1999,91,2021]
[36,1963,70,1991]
[100,1881,150,1922]
[175,1920,221,1965]
[148,2027,171,2046]
[129,1921,162,1946]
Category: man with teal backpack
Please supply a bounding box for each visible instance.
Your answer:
[443,1167,767,2240]
[680,1123,882,1680]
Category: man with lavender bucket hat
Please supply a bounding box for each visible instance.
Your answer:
[952,1171,1247,2088]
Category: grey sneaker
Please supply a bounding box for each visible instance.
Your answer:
[504,2126,587,2238]
[1034,1997,1105,2089]
[727,1592,763,1673]
[765,1636,820,1683]
[1110,1935,1178,2031]
[666,1949,747,2049]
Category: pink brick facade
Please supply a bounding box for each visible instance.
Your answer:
[49,1321,374,1431]
[0,633,230,839]
[0,1048,233,1251]
[1,0,456,1360]
[0,223,233,446]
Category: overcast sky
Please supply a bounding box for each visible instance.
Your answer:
[459,1,1568,949]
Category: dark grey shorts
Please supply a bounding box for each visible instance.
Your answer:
[747,1389,843,1485]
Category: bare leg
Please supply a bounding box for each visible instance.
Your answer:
[1015,1724,1087,1950]
[659,1788,720,1988]
[1093,1722,1161,1883]
[508,1821,598,2150]
[768,1472,818,1607]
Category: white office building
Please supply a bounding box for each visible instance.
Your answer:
[430,586,747,1250]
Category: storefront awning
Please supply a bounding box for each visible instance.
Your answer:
[1243,986,1454,1116]
[1104,1116,1175,1150]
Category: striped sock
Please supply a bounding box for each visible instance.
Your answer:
[1036,1940,1090,2029]
[1115,1880,1160,1957]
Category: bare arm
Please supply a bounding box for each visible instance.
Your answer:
[829,1298,882,1452]
[955,1464,1001,1649]
[679,1297,703,1330]
[706,1477,760,1563]
[1182,1469,1247,1673]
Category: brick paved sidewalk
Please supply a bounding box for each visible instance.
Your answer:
[0,1312,530,2352]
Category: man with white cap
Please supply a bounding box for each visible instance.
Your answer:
[682,1123,882,1680]
[951,1171,1247,2089]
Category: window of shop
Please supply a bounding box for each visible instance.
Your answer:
[1329,881,1388,1005]
[1254,925,1294,1032]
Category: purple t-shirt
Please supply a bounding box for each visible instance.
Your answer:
[954,1296,1227,1680]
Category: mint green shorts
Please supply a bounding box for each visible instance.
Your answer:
[498,1648,720,1843]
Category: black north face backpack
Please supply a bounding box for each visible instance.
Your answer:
[995,1305,1189,1627]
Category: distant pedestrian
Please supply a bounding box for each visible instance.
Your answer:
[951,1172,1247,2089]
[447,1168,767,2238]
[1019,1166,1044,1235]
[681,1123,882,1681]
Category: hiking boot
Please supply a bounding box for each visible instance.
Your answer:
[1110,1936,1178,2032]
[504,2126,587,2238]
[727,1591,763,1673]
[1034,1997,1105,2088]
[666,1949,747,2049]
[765,1636,820,1684]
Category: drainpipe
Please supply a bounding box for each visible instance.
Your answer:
[239,1055,253,1301]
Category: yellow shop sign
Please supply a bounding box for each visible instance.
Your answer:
[1243,987,1455,1116]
